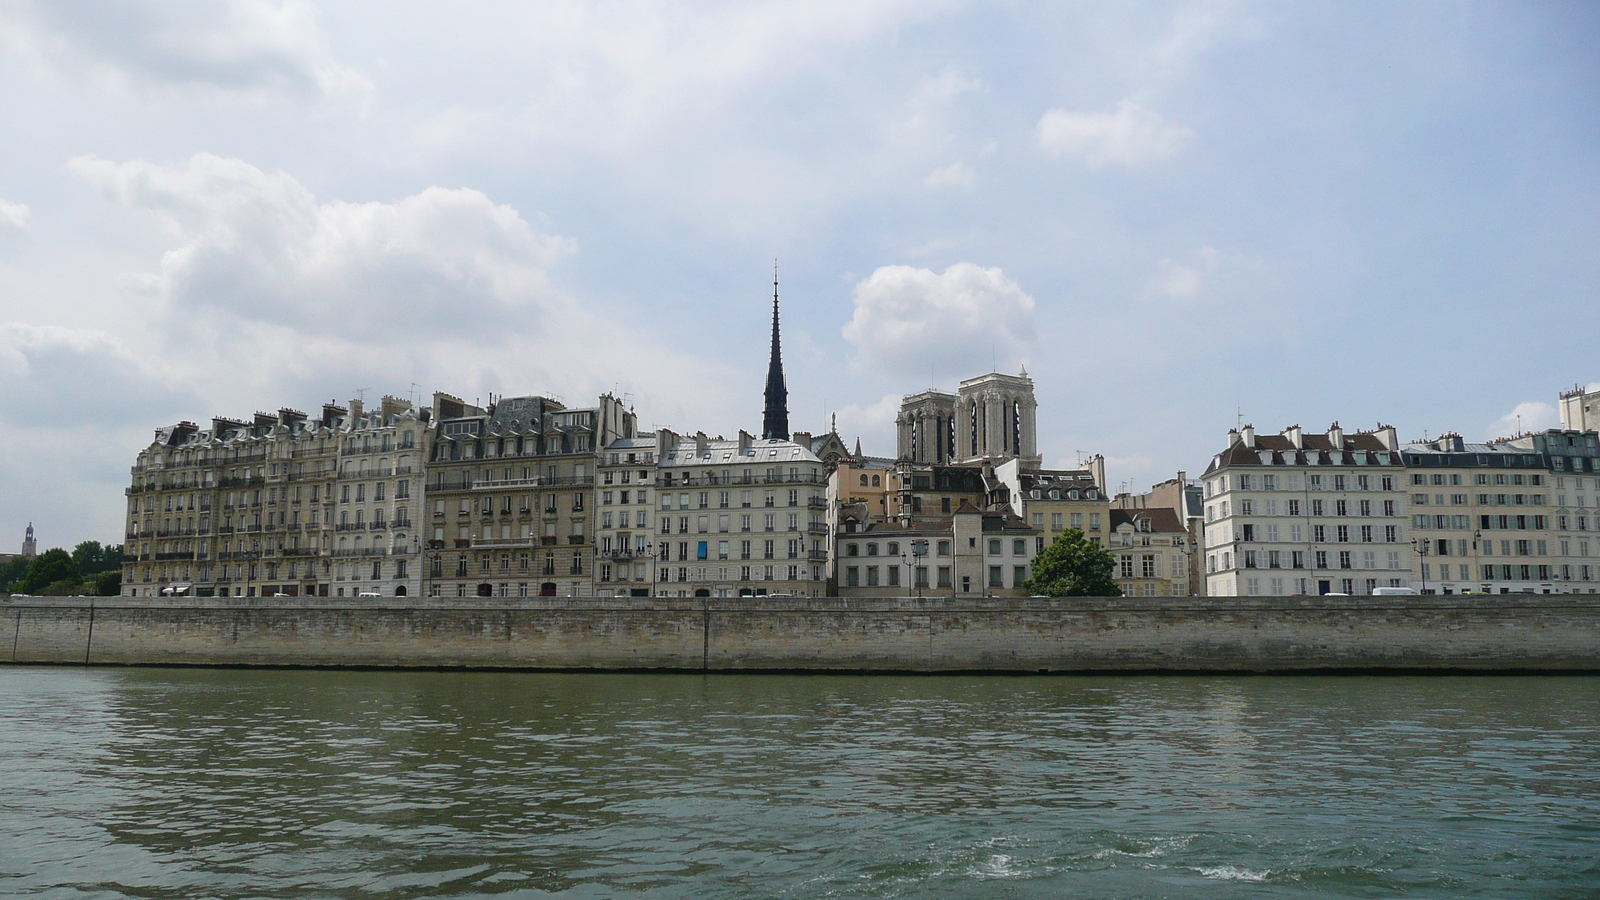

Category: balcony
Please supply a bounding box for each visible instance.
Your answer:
[808,497,828,509]
[474,537,536,548]
[805,522,829,534]
[473,475,595,490]
[154,552,195,561]
[807,549,829,561]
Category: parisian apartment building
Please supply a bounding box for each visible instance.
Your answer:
[1202,386,1600,597]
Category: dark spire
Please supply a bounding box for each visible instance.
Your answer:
[762,260,789,440]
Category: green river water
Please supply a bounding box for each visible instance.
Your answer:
[1,667,1596,899]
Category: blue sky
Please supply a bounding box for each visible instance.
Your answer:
[1,0,1596,548]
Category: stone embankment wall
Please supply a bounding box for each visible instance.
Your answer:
[3,595,1598,672]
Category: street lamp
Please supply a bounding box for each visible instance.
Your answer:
[901,539,928,598]
[1411,538,1428,595]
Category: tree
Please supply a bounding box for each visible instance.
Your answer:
[72,541,104,574]
[19,549,78,594]
[90,570,122,596]
[1025,528,1121,597]
[0,556,28,592]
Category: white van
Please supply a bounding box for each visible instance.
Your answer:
[1371,586,1419,596]
[357,591,381,598]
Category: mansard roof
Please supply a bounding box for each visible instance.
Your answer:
[1109,508,1186,534]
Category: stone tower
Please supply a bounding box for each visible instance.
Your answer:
[896,390,957,464]
[954,370,1040,467]
[22,522,36,558]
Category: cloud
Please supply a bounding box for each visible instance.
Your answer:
[70,153,576,337]
[8,0,368,97]
[1148,246,1222,300]
[0,322,194,426]
[1037,100,1191,167]
[922,162,974,189]
[0,198,28,233]
[1488,401,1558,440]
[843,263,1035,378]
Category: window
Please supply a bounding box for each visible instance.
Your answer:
[988,566,1003,588]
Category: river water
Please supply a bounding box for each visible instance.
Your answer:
[1,668,1596,899]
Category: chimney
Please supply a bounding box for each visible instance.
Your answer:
[1241,424,1256,448]
[380,395,406,421]
[695,431,709,456]
[1089,454,1107,494]
[278,408,307,429]
[738,429,753,454]
[1328,422,1344,448]
[1375,424,1399,452]
[1285,425,1303,449]
[657,428,679,458]
[321,403,346,429]
[349,398,364,420]
[1227,428,1241,447]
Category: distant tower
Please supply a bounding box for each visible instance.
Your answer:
[762,261,790,440]
[22,522,36,558]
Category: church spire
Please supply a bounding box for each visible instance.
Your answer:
[762,260,789,440]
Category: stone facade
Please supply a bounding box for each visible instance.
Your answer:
[652,430,828,597]
[1203,424,1412,597]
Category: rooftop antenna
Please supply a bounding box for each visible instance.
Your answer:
[409,382,422,408]
[354,387,370,403]
[1236,406,1243,430]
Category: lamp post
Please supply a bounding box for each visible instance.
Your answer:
[902,539,928,598]
[1411,538,1428,594]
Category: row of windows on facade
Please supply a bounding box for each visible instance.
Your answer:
[658,489,810,509]
[1410,472,1550,487]
[1239,576,1405,596]
[1415,514,1564,531]
[657,514,812,534]
[433,494,586,515]
[1209,549,1406,572]
[1030,512,1101,531]
[843,538,1032,558]
[1118,554,1184,579]
[132,480,413,518]
[844,564,1029,590]
[657,566,816,582]
[1412,493,1547,507]
[1208,498,1399,521]
[137,557,409,583]
[431,435,591,459]
[1420,563,1597,582]
[656,539,810,561]
[1226,523,1403,544]
[1211,473,1399,494]
[429,551,588,577]
[1416,538,1586,557]
[657,468,819,486]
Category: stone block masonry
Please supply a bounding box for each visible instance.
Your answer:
[3,595,1598,672]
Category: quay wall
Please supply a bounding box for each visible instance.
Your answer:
[2,595,1598,672]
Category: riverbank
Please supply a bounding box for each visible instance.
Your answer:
[4,594,1598,671]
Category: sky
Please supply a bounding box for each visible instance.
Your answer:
[1,0,1597,551]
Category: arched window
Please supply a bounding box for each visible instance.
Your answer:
[860,474,868,486]
[887,542,899,555]
[867,543,879,556]
[871,474,880,486]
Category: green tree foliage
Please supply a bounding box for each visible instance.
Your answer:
[71,541,124,576]
[0,556,28,592]
[90,569,123,596]
[19,548,78,594]
[1024,528,1121,597]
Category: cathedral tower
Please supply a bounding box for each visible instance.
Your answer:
[22,522,36,558]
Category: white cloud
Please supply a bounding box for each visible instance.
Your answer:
[70,153,576,337]
[5,0,368,97]
[1037,99,1191,167]
[1488,401,1558,440]
[1148,246,1222,300]
[0,198,29,233]
[0,322,193,426]
[922,162,974,189]
[843,263,1035,378]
